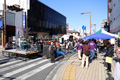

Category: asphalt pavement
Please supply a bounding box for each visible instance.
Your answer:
[0,51,76,80]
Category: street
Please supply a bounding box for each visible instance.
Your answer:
[0,52,75,80]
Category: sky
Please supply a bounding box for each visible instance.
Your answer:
[39,0,107,33]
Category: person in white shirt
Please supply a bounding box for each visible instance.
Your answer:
[114,54,120,80]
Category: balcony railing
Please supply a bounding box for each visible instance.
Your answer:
[108,4,112,13]
[109,17,112,23]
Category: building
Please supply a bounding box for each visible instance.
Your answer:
[28,0,66,39]
[108,0,120,33]
[68,29,79,36]
[78,26,87,37]
[0,0,66,47]
[101,19,110,32]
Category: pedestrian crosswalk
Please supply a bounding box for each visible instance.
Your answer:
[0,57,55,80]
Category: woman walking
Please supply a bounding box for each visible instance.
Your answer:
[104,42,114,72]
[82,41,90,68]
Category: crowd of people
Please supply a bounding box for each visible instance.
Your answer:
[48,38,120,79]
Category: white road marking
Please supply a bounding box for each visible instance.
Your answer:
[0,59,21,68]
[0,58,42,73]
[1,59,49,79]
[14,63,54,80]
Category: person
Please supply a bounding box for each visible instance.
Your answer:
[5,42,9,50]
[89,39,96,62]
[82,41,90,68]
[66,41,69,52]
[49,41,57,63]
[114,54,120,80]
[77,40,83,60]
[104,42,114,72]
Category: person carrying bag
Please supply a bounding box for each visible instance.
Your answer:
[104,42,114,72]
[82,41,90,68]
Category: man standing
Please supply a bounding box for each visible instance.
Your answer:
[77,40,83,60]
[89,39,96,62]
[49,41,57,63]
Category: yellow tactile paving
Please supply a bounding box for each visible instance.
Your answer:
[56,54,115,80]
[63,65,77,80]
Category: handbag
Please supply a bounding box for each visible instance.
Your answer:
[106,57,112,63]
[84,45,90,56]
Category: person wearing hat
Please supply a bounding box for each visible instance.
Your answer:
[114,54,120,80]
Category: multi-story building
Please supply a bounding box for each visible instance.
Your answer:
[101,19,110,32]
[108,0,120,33]
[68,29,79,36]
[78,26,87,37]
[28,0,66,39]
[0,0,66,47]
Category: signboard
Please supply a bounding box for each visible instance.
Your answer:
[17,28,20,35]
[67,23,69,34]
[82,25,86,30]
[0,21,2,29]
[23,12,26,28]
[0,15,3,29]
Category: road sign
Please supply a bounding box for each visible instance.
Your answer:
[17,28,20,35]
[82,25,86,30]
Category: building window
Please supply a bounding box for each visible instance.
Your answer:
[114,4,115,7]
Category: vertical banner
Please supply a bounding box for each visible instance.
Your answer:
[67,23,69,34]
[23,12,26,28]
[0,21,3,30]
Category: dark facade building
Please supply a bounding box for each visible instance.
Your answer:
[28,0,66,37]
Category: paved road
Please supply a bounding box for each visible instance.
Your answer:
[0,52,75,80]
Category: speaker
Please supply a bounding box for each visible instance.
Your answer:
[69,36,73,41]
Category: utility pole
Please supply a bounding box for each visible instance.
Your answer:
[81,12,91,35]
[3,0,6,46]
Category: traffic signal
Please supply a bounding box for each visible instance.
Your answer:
[7,5,24,12]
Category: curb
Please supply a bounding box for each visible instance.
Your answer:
[52,53,77,80]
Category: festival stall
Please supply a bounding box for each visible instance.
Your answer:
[84,33,115,40]
[96,29,118,38]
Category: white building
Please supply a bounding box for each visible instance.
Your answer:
[78,26,87,37]
[0,0,29,47]
[101,19,108,29]
[108,0,120,33]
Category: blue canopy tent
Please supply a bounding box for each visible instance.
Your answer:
[84,33,115,40]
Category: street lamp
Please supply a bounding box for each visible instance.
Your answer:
[91,24,96,33]
[81,12,91,35]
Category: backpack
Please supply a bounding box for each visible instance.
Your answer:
[84,45,90,56]
[51,45,56,51]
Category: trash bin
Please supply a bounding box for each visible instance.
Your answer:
[43,45,50,58]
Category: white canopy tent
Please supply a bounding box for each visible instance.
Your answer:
[102,29,118,38]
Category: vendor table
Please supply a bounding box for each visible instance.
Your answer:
[2,49,39,61]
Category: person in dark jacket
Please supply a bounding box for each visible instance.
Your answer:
[49,41,57,63]
[104,42,114,72]
[82,41,90,68]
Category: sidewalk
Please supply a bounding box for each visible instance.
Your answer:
[54,53,115,80]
